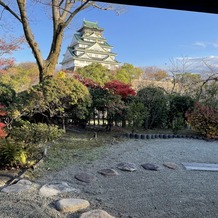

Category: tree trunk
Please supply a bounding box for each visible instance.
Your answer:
[39,56,59,83]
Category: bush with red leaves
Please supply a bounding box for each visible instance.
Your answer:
[104,80,136,99]
[0,104,7,138]
[186,102,218,139]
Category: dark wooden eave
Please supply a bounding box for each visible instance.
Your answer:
[97,0,218,14]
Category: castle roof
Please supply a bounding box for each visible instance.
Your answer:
[74,33,112,48]
[78,20,104,32]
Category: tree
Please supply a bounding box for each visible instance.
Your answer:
[137,86,168,129]
[0,62,39,92]
[167,94,195,133]
[89,85,125,130]
[126,99,148,133]
[196,61,218,107]
[0,1,119,83]
[198,80,218,108]
[174,72,201,96]
[114,63,143,84]
[186,103,218,139]
[76,63,111,86]
[143,66,168,81]
[0,36,24,73]
[11,76,91,130]
[104,80,136,99]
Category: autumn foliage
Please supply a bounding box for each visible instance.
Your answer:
[0,104,7,138]
[104,80,136,98]
[186,103,218,139]
[0,37,24,73]
[74,74,136,98]
[73,73,101,88]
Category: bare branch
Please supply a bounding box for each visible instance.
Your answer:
[59,0,65,7]
[0,1,21,22]
[63,0,90,28]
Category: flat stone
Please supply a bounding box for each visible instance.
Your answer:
[56,198,90,213]
[80,209,115,218]
[141,163,159,171]
[98,169,119,176]
[1,179,33,193]
[182,163,218,171]
[163,162,178,170]
[39,182,81,197]
[117,162,137,172]
[75,173,96,183]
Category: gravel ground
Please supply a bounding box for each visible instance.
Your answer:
[1,138,218,218]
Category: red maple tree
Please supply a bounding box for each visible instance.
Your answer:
[0,36,24,73]
[104,80,136,98]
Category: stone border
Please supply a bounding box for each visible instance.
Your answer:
[123,133,218,141]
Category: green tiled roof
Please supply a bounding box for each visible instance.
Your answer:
[83,20,103,31]
[74,33,112,48]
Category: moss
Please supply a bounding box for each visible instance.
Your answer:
[33,130,123,173]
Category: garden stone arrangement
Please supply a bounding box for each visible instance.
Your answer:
[0,138,218,218]
[0,159,179,217]
[125,132,207,140]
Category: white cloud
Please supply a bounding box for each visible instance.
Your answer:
[212,42,218,48]
[193,41,207,48]
[192,41,218,48]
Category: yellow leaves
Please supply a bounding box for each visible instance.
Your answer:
[11,109,21,119]
[57,71,66,79]
[19,151,27,165]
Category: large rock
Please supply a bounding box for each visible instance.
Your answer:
[75,173,96,183]
[98,169,119,176]
[80,209,115,218]
[117,162,137,172]
[39,182,81,197]
[56,198,90,213]
[1,179,33,193]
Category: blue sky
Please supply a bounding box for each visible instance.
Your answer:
[5,3,218,71]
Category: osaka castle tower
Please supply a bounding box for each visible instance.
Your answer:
[61,20,120,71]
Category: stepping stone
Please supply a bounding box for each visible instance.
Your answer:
[98,169,119,176]
[117,162,137,172]
[80,209,115,218]
[75,173,96,183]
[56,198,90,213]
[163,162,178,170]
[141,163,159,171]
[1,179,33,193]
[39,182,81,197]
[182,163,218,171]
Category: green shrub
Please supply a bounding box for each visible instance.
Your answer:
[167,94,195,132]
[137,86,168,129]
[0,122,64,169]
[126,101,148,133]
[186,103,218,139]
[0,139,28,168]
[0,82,16,106]
[171,112,185,134]
[10,121,64,145]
